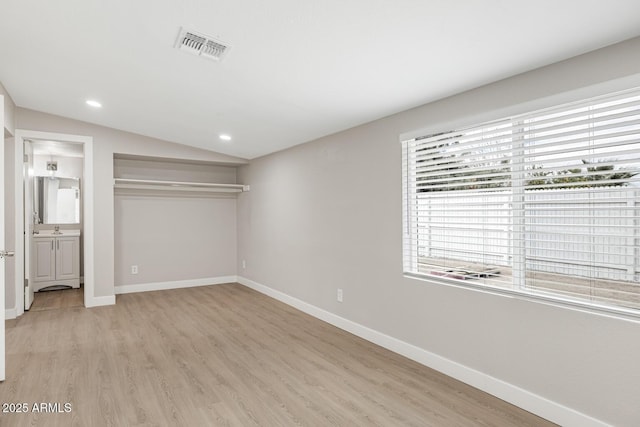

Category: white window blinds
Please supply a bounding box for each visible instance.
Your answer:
[402,88,640,315]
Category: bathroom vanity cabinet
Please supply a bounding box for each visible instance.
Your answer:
[32,230,80,291]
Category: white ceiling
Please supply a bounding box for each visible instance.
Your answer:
[2,1,640,159]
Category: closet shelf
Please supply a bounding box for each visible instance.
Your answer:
[114,178,249,193]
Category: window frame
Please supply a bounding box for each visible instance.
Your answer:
[401,86,640,319]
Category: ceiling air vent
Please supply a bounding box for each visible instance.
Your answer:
[175,28,230,61]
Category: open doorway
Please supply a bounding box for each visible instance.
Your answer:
[25,139,84,311]
[13,130,94,317]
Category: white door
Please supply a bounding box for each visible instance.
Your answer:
[1,95,7,381]
[24,142,34,310]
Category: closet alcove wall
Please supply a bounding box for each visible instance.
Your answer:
[113,154,241,293]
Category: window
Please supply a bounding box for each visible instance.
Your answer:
[402,88,640,316]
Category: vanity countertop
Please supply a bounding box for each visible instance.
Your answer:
[33,230,81,237]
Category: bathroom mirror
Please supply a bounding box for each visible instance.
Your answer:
[34,176,80,224]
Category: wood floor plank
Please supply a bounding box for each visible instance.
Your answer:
[29,288,84,312]
[2,283,555,426]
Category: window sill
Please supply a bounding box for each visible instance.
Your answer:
[403,271,640,323]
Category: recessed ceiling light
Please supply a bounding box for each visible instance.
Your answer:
[86,99,102,108]
[219,134,232,141]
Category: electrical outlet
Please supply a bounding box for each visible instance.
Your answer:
[242,260,246,269]
[337,288,343,303]
[131,265,138,275]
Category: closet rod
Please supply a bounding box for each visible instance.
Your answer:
[114,178,249,191]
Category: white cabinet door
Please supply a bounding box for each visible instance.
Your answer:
[33,237,56,282]
[56,236,79,281]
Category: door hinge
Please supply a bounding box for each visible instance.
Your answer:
[24,154,29,163]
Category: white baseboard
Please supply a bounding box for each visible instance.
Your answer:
[237,276,607,427]
[85,295,116,308]
[114,276,238,295]
[5,307,17,320]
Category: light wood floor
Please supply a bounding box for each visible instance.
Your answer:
[29,287,84,312]
[2,283,554,426]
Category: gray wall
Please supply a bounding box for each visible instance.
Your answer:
[13,109,246,302]
[236,37,640,425]
[1,82,15,137]
[114,195,237,286]
[114,157,237,184]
